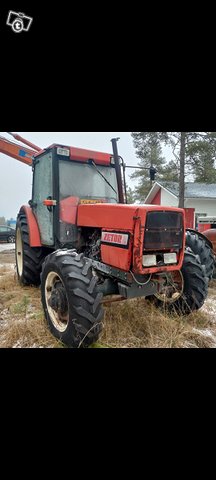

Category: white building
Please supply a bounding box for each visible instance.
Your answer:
[144,182,216,228]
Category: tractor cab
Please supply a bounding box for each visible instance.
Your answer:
[31,144,120,248]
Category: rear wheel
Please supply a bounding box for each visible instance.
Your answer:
[213,262,216,279]
[149,250,208,315]
[16,211,47,286]
[41,250,104,348]
[185,230,214,281]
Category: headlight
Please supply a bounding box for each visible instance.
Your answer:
[163,253,177,264]
[142,254,157,267]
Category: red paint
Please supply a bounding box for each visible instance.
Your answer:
[202,229,216,253]
[0,137,36,166]
[198,223,211,233]
[101,242,132,271]
[7,133,41,152]
[59,197,79,224]
[43,199,57,206]
[151,189,161,205]
[184,208,195,229]
[78,204,140,230]
[20,206,42,247]
[34,144,111,166]
[70,147,111,165]
[78,204,185,275]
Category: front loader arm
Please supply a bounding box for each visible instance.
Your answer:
[6,132,41,152]
[0,134,40,166]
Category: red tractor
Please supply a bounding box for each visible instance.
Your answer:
[0,133,214,347]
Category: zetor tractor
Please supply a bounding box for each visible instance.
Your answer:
[1,133,214,347]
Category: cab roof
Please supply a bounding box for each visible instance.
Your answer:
[35,144,112,166]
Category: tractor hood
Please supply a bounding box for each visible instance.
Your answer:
[77,203,185,230]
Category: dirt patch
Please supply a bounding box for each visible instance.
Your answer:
[1,250,216,348]
[0,250,15,265]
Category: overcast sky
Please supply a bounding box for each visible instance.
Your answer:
[0,132,172,219]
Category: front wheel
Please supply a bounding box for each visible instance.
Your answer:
[149,250,208,315]
[41,250,104,348]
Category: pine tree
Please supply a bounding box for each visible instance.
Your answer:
[161,160,179,182]
[126,185,135,204]
[158,132,216,207]
[130,133,166,202]
[130,132,216,207]
[187,132,216,182]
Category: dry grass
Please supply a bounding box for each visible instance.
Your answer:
[100,297,216,348]
[0,267,61,348]
[1,250,216,348]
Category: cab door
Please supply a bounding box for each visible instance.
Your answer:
[32,152,54,246]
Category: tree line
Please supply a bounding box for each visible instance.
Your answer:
[128,132,216,207]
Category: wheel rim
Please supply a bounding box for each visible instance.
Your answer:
[45,271,69,332]
[16,228,23,276]
[154,270,184,304]
[8,236,15,243]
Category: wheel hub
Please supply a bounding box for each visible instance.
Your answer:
[155,270,184,303]
[48,282,68,315]
[45,271,69,333]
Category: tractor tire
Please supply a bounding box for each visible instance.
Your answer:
[41,250,104,348]
[16,211,47,286]
[212,264,216,279]
[185,230,214,281]
[149,250,208,315]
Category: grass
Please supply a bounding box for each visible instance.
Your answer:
[1,253,216,348]
[0,269,61,348]
[100,297,216,348]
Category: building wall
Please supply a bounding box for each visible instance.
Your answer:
[161,189,178,207]
[151,189,161,205]
[185,198,216,216]
[148,188,216,218]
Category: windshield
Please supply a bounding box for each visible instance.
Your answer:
[59,160,118,203]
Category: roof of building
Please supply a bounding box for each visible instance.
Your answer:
[159,182,216,198]
[145,182,216,204]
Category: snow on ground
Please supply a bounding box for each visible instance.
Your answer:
[0,243,15,253]
[201,298,216,322]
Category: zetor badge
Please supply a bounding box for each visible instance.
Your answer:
[101,232,129,246]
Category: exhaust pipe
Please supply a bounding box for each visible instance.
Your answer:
[111,138,125,204]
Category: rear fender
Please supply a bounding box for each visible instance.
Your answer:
[19,206,42,247]
[186,228,213,250]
